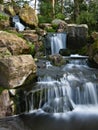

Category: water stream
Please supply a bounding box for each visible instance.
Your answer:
[44,33,66,55]
[12,15,25,31]
[0,57,98,130]
[26,58,98,113]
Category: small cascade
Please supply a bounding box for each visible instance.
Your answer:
[12,15,25,31]
[50,33,66,54]
[45,33,66,55]
[46,61,52,69]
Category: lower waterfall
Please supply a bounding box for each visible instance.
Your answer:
[26,58,98,113]
[0,58,98,130]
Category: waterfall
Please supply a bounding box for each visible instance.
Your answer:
[12,15,25,31]
[0,58,98,130]
[26,58,98,113]
[45,33,66,55]
[50,33,66,54]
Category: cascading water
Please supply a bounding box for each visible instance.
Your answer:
[45,33,66,55]
[50,33,66,54]
[0,58,98,130]
[26,57,98,113]
[12,15,25,31]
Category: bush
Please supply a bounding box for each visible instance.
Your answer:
[28,43,35,56]
[76,11,96,32]
[55,13,65,20]
[38,15,52,23]
[0,13,9,20]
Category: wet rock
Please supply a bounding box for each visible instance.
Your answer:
[67,24,88,51]
[48,54,65,66]
[0,89,12,118]
[94,54,98,64]
[88,40,98,66]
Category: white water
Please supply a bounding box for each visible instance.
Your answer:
[26,59,98,113]
[12,15,25,31]
[50,33,66,54]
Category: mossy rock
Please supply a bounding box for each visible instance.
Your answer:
[0,47,12,59]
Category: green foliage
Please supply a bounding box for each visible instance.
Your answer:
[45,27,55,33]
[38,15,52,23]
[78,46,88,55]
[55,13,65,20]
[52,24,58,30]
[39,1,53,23]
[75,1,98,32]
[0,87,5,95]
[76,11,96,31]
[92,41,98,55]
[0,13,9,20]
[5,30,24,38]
[28,43,35,56]
[0,0,3,4]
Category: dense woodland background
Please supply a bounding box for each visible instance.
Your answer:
[1,0,97,33]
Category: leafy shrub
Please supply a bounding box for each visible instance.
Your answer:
[38,15,52,23]
[0,13,9,20]
[45,27,55,32]
[76,11,96,32]
[28,43,35,56]
[55,13,65,20]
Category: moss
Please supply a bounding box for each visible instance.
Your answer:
[27,42,35,56]
[45,27,56,32]
[0,86,6,94]
[0,13,9,20]
[5,30,24,38]
[92,41,98,53]
[78,45,88,55]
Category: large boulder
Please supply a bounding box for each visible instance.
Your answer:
[0,31,30,55]
[48,54,65,66]
[0,55,37,88]
[88,40,98,66]
[66,24,88,52]
[4,5,16,16]
[87,32,98,66]
[19,4,38,28]
[51,19,67,32]
[0,89,12,117]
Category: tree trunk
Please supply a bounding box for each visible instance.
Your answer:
[34,0,37,10]
[61,0,64,13]
[74,0,80,21]
[51,0,55,18]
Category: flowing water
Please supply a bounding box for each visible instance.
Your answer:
[26,58,98,113]
[0,57,98,130]
[12,15,25,31]
[50,33,66,54]
[44,33,66,55]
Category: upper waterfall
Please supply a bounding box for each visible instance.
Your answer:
[45,33,67,55]
[12,15,25,31]
[50,33,66,54]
